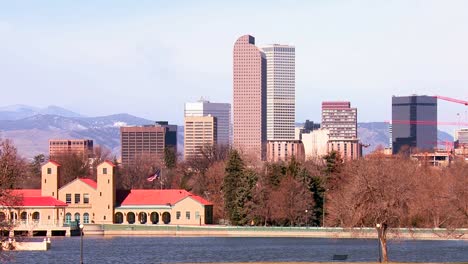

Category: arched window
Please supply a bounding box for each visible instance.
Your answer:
[138,212,147,224]
[32,212,40,222]
[114,212,123,224]
[150,212,159,224]
[127,212,135,224]
[162,212,171,224]
[0,212,5,222]
[10,212,17,222]
[74,213,80,224]
[65,213,71,224]
[20,212,27,221]
[83,213,89,224]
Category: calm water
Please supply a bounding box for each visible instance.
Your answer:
[7,236,468,263]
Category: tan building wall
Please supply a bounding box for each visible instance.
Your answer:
[327,139,362,160]
[266,140,305,162]
[302,129,330,160]
[95,162,115,224]
[184,115,217,160]
[41,161,59,199]
[114,197,213,225]
[58,179,98,224]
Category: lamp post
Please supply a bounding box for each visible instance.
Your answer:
[79,224,84,264]
[305,209,308,229]
[376,223,382,263]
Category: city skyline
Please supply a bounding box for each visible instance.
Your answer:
[1,1,467,131]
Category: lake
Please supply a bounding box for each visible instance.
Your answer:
[7,236,468,263]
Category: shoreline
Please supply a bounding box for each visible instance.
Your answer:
[94,225,467,240]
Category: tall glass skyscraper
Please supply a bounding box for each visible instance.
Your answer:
[392,95,437,154]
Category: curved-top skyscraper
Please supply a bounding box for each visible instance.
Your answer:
[233,35,266,159]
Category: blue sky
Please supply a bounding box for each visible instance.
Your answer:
[1,0,467,132]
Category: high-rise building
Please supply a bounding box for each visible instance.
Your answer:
[184,116,217,159]
[261,44,295,141]
[49,139,94,159]
[455,128,468,147]
[321,102,357,139]
[392,95,437,154]
[184,99,231,146]
[233,35,267,159]
[120,122,177,166]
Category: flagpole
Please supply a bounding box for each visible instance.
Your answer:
[160,168,163,190]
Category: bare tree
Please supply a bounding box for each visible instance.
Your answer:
[117,153,163,190]
[326,154,419,262]
[0,139,25,256]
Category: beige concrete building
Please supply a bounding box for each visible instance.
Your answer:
[49,139,94,159]
[301,129,330,160]
[184,115,217,160]
[266,140,304,162]
[2,161,214,235]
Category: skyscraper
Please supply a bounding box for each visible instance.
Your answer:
[184,99,231,146]
[184,115,217,159]
[392,95,437,154]
[233,35,267,159]
[321,101,357,139]
[261,44,295,140]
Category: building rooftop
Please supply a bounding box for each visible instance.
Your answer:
[116,189,212,207]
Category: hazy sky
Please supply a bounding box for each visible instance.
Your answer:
[1,0,468,131]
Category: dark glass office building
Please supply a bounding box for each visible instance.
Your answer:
[392,95,437,154]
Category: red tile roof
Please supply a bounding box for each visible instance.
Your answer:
[7,189,67,207]
[47,160,61,166]
[11,189,41,196]
[117,189,212,206]
[78,178,97,189]
[21,196,67,207]
[102,161,115,167]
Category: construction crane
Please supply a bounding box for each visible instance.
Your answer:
[434,95,468,106]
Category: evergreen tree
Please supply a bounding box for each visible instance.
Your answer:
[223,150,244,225]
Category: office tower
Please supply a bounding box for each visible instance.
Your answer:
[184,99,231,145]
[321,102,357,139]
[184,116,217,159]
[49,139,94,159]
[327,138,362,160]
[261,44,295,140]
[120,122,177,166]
[155,121,178,152]
[392,95,437,154]
[233,35,267,159]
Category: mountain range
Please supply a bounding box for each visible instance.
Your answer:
[0,105,454,159]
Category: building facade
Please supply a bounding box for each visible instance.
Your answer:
[261,44,295,141]
[49,139,94,159]
[392,95,437,154]
[184,116,217,159]
[120,122,177,166]
[321,102,357,139]
[295,120,321,141]
[327,138,362,161]
[233,35,267,160]
[301,129,330,160]
[2,161,213,233]
[266,140,304,162]
[184,99,231,146]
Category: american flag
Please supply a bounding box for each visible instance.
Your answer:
[146,169,161,182]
